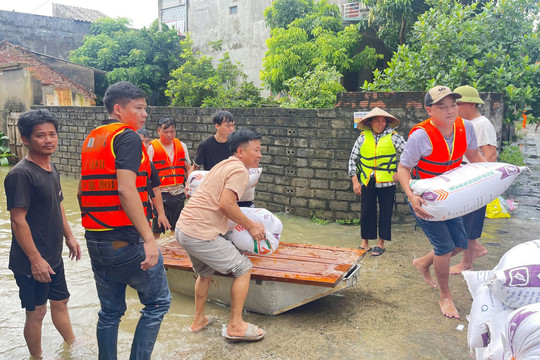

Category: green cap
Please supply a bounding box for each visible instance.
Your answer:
[454,85,484,104]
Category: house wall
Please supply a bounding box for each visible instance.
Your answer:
[38,90,504,222]
[0,10,91,60]
[187,0,272,94]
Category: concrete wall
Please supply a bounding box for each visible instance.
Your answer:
[187,0,271,94]
[0,10,91,60]
[38,90,503,222]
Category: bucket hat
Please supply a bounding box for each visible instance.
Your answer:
[356,107,400,130]
[453,85,484,104]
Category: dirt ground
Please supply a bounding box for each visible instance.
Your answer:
[161,216,539,360]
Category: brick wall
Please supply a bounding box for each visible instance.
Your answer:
[41,90,504,222]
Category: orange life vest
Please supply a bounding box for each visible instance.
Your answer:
[409,117,467,179]
[150,138,186,187]
[80,122,150,230]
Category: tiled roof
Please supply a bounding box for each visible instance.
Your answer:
[52,3,108,22]
[0,40,96,100]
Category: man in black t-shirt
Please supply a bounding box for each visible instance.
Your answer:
[4,109,81,358]
[192,110,235,171]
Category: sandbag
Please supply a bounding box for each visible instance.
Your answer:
[186,168,262,200]
[483,309,513,360]
[502,303,540,360]
[186,170,206,197]
[409,162,528,221]
[238,167,262,202]
[486,240,540,309]
[225,207,282,254]
[463,270,512,348]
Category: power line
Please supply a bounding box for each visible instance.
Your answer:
[30,0,52,14]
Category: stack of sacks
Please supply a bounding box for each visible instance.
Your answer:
[225,207,282,255]
[463,239,540,359]
[186,168,263,199]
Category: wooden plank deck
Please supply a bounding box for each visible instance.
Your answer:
[159,239,366,288]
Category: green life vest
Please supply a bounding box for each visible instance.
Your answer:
[357,130,397,186]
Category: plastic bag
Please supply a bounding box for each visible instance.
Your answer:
[485,196,511,219]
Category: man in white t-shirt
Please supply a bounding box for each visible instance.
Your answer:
[147,118,191,238]
[176,129,266,342]
[450,85,498,275]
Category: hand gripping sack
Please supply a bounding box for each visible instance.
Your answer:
[225,207,282,254]
[409,162,528,221]
[186,170,207,197]
[501,303,540,360]
[486,240,540,309]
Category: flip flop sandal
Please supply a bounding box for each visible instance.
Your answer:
[189,316,218,333]
[371,246,385,256]
[224,322,265,342]
[359,246,372,251]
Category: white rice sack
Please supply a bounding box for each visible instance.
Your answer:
[474,347,485,360]
[483,309,513,360]
[225,207,282,255]
[464,270,512,348]
[238,168,263,202]
[186,170,207,197]
[502,303,540,360]
[486,240,540,309]
[409,162,528,221]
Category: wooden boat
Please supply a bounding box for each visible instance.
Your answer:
[158,238,366,315]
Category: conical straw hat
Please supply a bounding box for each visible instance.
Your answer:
[357,107,400,130]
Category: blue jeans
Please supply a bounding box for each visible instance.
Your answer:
[86,239,171,360]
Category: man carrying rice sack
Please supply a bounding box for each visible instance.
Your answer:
[396,85,486,319]
[449,85,498,276]
[175,129,266,342]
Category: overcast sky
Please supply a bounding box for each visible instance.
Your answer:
[0,0,158,29]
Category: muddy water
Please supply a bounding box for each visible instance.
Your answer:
[1,127,539,360]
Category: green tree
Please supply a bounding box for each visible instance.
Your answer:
[69,18,183,105]
[281,63,345,108]
[166,36,269,108]
[359,0,430,51]
[261,0,381,96]
[363,0,540,123]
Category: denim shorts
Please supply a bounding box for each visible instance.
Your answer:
[410,204,468,256]
[462,206,487,240]
[13,261,70,311]
[176,229,252,278]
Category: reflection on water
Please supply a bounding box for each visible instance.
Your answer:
[0,166,361,359]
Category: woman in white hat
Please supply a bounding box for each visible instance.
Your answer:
[348,107,406,256]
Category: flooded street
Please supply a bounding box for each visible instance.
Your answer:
[1,126,539,360]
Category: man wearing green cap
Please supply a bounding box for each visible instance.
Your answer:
[449,85,498,275]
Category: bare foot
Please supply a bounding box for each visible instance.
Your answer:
[439,298,460,319]
[449,263,472,275]
[413,258,437,288]
[190,316,217,333]
[471,246,488,263]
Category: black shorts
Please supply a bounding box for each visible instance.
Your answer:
[13,261,70,311]
[462,205,487,240]
[152,192,185,234]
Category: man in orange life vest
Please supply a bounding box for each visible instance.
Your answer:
[78,81,170,359]
[397,86,486,319]
[147,117,191,239]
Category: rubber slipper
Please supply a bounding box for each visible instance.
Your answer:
[189,316,217,333]
[371,246,385,256]
[359,246,372,252]
[224,323,265,342]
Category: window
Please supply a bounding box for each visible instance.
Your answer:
[229,6,237,15]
